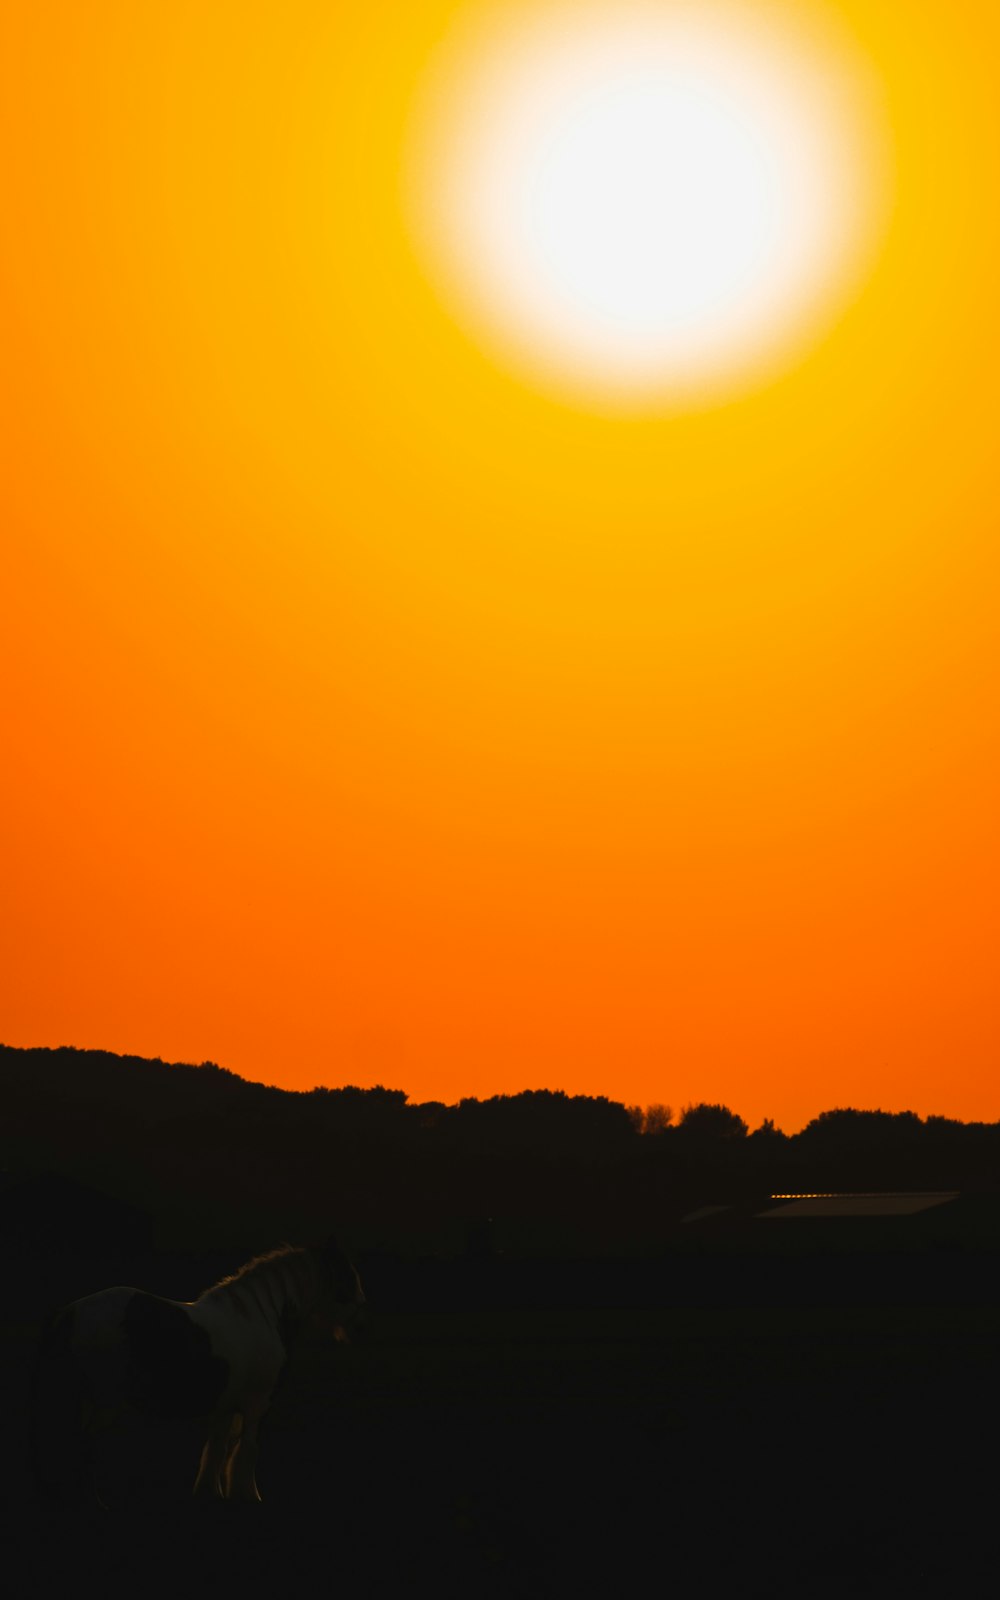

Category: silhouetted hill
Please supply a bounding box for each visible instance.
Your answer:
[5,1045,999,1596]
[3,1044,999,1254]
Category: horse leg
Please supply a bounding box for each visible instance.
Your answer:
[220,1412,243,1497]
[193,1410,240,1498]
[224,1395,267,1503]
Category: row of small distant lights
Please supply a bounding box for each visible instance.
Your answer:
[769,1192,932,1200]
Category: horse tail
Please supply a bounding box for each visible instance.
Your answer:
[30,1305,92,1505]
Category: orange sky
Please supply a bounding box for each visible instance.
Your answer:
[3,1,999,1131]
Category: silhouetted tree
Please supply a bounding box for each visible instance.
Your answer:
[750,1117,785,1144]
[630,1103,672,1135]
[677,1103,748,1139]
[449,1089,633,1154]
[412,1100,447,1129]
[307,1084,408,1132]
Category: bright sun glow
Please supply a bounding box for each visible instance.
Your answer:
[406,1,890,408]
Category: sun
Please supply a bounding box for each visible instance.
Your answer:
[405,0,890,409]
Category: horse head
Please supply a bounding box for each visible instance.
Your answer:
[309,1236,370,1343]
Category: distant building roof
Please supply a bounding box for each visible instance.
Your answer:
[758,1192,959,1218]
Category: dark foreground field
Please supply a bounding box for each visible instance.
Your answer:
[4,1247,999,1597]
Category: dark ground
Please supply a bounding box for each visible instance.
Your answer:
[4,1243,999,1598]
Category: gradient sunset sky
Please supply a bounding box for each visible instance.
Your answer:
[3,1,999,1130]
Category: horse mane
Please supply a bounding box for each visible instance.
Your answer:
[208,1243,305,1292]
[200,1243,321,1312]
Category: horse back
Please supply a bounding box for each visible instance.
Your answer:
[68,1287,230,1420]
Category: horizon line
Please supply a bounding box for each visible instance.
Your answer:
[4,1040,999,1138]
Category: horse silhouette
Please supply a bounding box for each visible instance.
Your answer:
[32,1239,366,1505]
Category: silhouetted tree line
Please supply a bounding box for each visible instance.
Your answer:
[1,1045,997,1253]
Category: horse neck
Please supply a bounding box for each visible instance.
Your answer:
[206,1249,323,1333]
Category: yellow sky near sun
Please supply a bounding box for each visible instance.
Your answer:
[2,1,999,1129]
